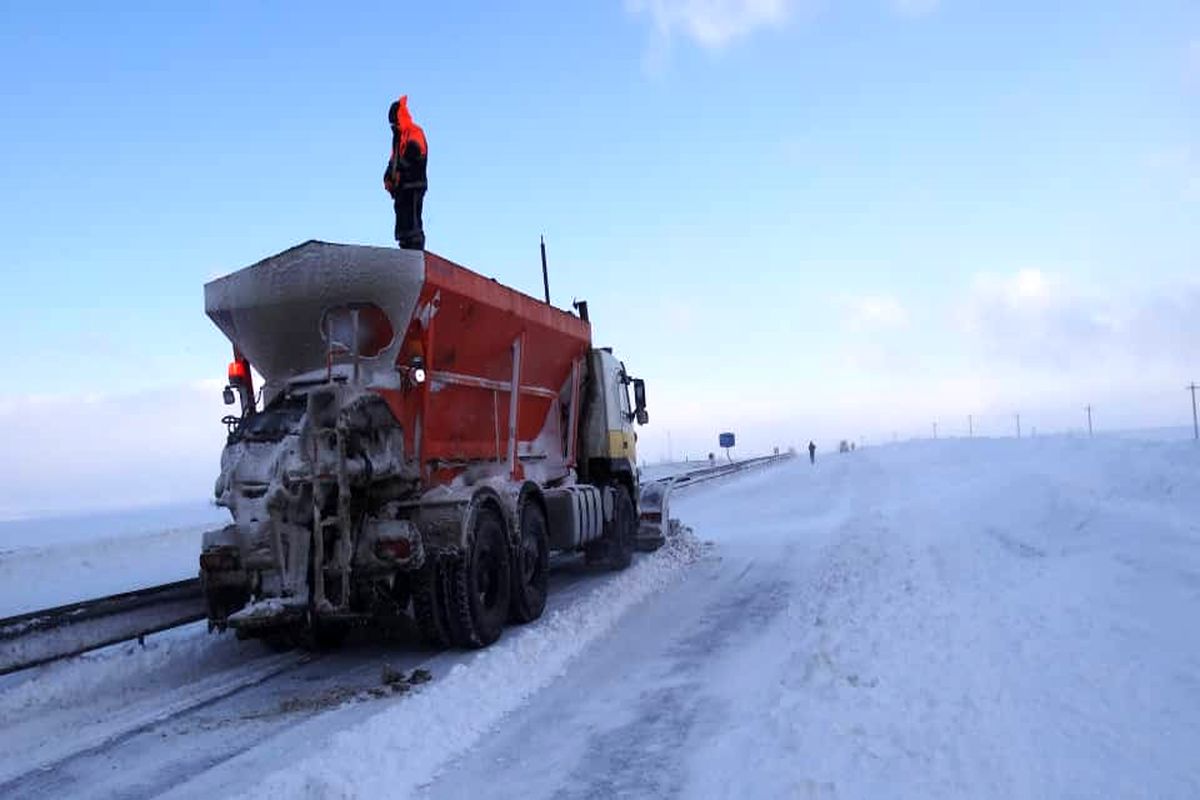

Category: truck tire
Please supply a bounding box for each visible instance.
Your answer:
[509,502,549,624]
[446,507,512,648]
[412,561,453,648]
[586,486,636,571]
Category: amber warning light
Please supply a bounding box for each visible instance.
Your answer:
[227,359,250,384]
[223,357,256,417]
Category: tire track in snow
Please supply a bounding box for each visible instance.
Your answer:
[0,651,311,797]
[550,562,795,800]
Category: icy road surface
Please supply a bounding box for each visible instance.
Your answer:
[418,437,1198,799]
[2,437,1198,798]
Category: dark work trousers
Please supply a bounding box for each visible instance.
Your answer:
[393,187,426,250]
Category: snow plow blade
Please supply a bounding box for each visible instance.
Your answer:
[636,454,797,551]
[637,481,670,552]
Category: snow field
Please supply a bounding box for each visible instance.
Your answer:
[0,523,214,617]
[677,438,1200,798]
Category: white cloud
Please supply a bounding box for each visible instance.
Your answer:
[960,268,1062,325]
[626,0,795,50]
[634,263,1200,454]
[625,0,939,63]
[958,269,1200,383]
[844,294,909,331]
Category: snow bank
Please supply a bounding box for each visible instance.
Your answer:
[0,522,212,617]
[245,532,704,799]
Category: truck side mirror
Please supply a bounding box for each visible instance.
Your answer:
[223,386,236,406]
[632,378,647,413]
[636,408,649,426]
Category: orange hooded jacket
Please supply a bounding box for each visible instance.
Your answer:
[385,96,428,194]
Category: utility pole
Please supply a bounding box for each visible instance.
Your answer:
[1015,413,1021,439]
[1189,384,1199,441]
[1086,404,1093,438]
[968,414,973,438]
[932,421,938,439]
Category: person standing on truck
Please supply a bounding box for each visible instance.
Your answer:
[808,441,816,465]
[384,95,428,250]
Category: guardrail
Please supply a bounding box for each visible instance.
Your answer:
[0,579,206,676]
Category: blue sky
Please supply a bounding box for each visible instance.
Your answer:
[1,0,1197,514]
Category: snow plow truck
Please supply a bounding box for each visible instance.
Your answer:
[200,241,655,649]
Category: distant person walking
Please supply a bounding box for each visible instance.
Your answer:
[808,441,816,464]
[384,95,428,250]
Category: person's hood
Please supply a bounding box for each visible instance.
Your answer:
[392,95,414,129]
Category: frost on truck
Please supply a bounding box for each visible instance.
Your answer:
[201,241,654,650]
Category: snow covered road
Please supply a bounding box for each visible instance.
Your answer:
[419,437,1200,799]
[2,437,1198,798]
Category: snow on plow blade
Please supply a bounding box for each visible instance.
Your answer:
[637,481,670,552]
[204,240,426,391]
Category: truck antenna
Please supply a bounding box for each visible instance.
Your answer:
[540,235,551,306]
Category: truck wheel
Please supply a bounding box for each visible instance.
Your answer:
[587,487,636,571]
[412,561,453,648]
[509,502,549,624]
[446,507,512,648]
[608,487,637,570]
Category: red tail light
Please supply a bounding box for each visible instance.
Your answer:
[375,539,413,561]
